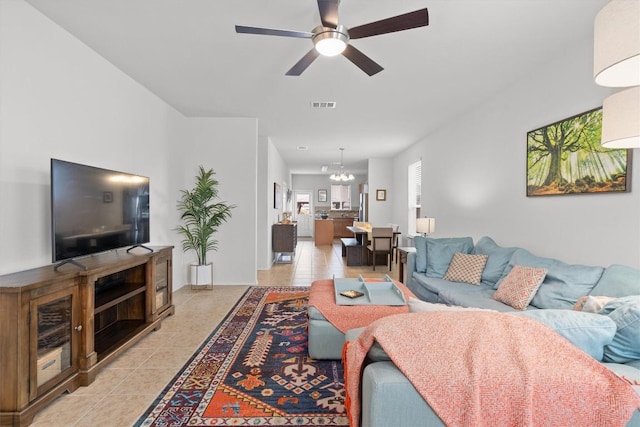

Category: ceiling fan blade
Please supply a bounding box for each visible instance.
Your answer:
[317,0,340,28]
[286,49,321,76]
[342,44,383,76]
[235,25,313,39]
[348,8,429,39]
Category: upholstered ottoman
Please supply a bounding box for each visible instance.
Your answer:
[308,305,346,359]
[307,279,415,360]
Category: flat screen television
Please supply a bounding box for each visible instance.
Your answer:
[51,159,150,266]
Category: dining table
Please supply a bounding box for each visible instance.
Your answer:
[346,225,370,245]
[343,226,400,267]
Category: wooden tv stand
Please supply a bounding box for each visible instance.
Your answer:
[0,246,174,427]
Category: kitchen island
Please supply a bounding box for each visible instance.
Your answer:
[314,219,334,246]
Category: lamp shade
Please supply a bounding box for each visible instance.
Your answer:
[601,86,640,148]
[593,0,640,87]
[416,217,435,235]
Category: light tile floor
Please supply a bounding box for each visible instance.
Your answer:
[30,238,400,426]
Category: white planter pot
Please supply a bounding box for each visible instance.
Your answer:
[190,263,213,290]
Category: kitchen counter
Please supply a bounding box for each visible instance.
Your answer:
[332,218,358,238]
[314,219,334,246]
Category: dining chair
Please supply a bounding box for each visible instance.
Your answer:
[387,223,400,263]
[367,227,394,271]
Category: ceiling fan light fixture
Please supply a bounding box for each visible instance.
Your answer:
[313,25,349,56]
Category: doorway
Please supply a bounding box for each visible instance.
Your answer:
[293,191,313,237]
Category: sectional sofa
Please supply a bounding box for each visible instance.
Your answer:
[351,236,640,427]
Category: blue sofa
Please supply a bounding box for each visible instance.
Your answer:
[354,236,640,427]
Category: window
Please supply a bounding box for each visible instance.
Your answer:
[408,160,422,234]
[330,184,351,210]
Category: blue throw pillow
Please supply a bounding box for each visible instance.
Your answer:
[602,300,640,363]
[497,249,604,309]
[513,310,616,361]
[590,264,640,297]
[600,296,640,315]
[425,237,473,279]
[414,236,428,273]
[471,236,520,286]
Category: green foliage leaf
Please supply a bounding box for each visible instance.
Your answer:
[175,166,236,265]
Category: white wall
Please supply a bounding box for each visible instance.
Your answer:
[173,118,259,286]
[367,158,393,226]
[261,138,291,268]
[392,42,640,268]
[257,136,269,269]
[391,146,424,246]
[0,0,181,274]
[0,1,262,288]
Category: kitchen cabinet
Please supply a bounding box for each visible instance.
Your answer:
[314,220,334,245]
[332,218,356,238]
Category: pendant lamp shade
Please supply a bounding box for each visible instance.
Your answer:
[593,0,640,87]
[329,148,354,181]
[601,86,640,148]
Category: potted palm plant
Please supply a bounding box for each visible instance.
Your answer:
[176,166,235,289]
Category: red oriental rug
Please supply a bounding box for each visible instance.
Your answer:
[135,286,348,427]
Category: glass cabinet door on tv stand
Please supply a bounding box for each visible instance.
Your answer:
[153,250,173,317]
[29,284,80,401]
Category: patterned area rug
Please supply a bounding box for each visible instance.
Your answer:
[135,286,348,426]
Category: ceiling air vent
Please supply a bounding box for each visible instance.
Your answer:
[311,101,336,109]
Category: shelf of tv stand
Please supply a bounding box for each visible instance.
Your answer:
[94,319,147,359]
[94,283,146,314]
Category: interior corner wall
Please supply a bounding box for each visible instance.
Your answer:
[0,1,261,288]
[257,136,270,270]
[396,41,640,268]
[367,158,393,225]
[174,118,259,286]
[391,145,424,243]
[0,0,181,275]
[265,138,291,267]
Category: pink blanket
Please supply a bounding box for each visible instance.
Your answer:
[345,311,640,427]
[307,279,416,333]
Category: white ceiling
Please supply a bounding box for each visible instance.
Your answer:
[24,0,606,174]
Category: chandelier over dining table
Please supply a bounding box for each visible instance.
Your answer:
[330,148,355,181]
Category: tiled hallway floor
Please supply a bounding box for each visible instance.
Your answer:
[30,238,400,426]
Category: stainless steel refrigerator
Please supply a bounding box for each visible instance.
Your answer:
[358,192,368,222]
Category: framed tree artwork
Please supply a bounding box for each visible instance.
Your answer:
[526,107,631,196]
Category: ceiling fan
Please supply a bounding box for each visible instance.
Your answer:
[235,0,429,76]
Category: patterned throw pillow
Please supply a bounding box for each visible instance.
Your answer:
[492,265,547,310]
[443,252,489,285]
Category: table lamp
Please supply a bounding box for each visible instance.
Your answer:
[416,217,436,236]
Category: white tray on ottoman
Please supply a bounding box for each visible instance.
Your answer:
[334,275,406,306]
